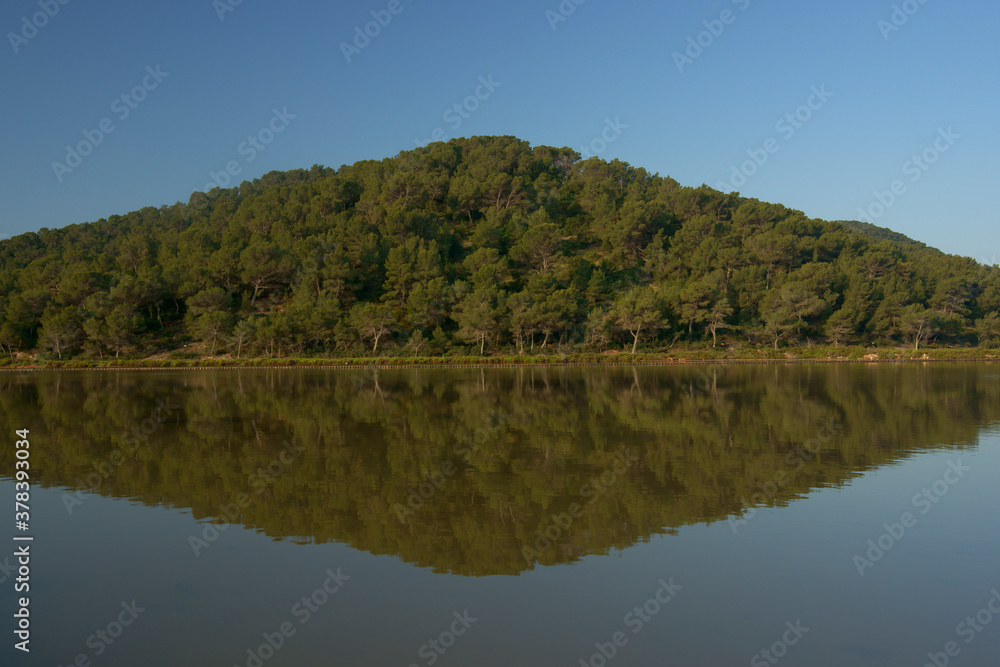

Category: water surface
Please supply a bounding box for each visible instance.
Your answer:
[1,364,998,666]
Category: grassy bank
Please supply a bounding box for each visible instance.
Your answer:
[2,346,1000,370]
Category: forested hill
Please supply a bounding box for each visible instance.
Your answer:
[836,220,927,249]
[1,135,999,360]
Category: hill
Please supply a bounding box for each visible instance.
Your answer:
[836,220,928,249]
[1,135,999,360]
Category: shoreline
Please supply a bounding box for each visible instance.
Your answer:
[2,348,999,371]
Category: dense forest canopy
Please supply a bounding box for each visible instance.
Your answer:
[2,135,999,359]
[0,365,991,576]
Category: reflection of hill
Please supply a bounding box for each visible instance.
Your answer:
[0,365,994,576]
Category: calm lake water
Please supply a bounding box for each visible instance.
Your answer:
[1,364,999,666]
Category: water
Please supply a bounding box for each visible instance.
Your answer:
[1,364,998,666]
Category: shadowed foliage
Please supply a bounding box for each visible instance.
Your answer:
[0,364,995,575]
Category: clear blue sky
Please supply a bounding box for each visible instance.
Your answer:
[2,0,997,261]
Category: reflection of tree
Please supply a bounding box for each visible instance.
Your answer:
[0,365,994,576]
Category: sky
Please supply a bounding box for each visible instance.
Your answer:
[1,0,998,261]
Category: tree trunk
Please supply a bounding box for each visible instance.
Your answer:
[631,324,642,354]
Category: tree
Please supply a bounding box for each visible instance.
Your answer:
[706,298,733,348]
[382,238,441,306]
[777,281,828,338]
[536,289,579,348]
[406,277,452,332]
[186,288,234,354]
[454,288,504,355]
[299,293,342,353]
[511,213,561,273]
[105,305,141,358]
[255,312,296,357]
[507,291,534,353]
[975,313,1000,348]
[676,281,712,339]
[231,318,257,359]
[2,295,41,354]
[38,307,82,359]
[610,286,665,354]
[349,302,395,353]
[584,307,614,350]
[759,292,796,350]
[825,307,856,346]
[463,248,512,290]
[239,236,292,305]
[900,305,936,350]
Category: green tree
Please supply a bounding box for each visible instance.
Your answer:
[231,318,256,359]
[610,286,665,354]
[186,288,234,354]
[511,213,561,273]
[105,304,141,358]
[349,302,395,353]
[706,297,733,348]
[240,236,292,305]
[900,305,937,350]
[454,288,504,355]
[38,307,82,359]
[974,313,1000,348]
